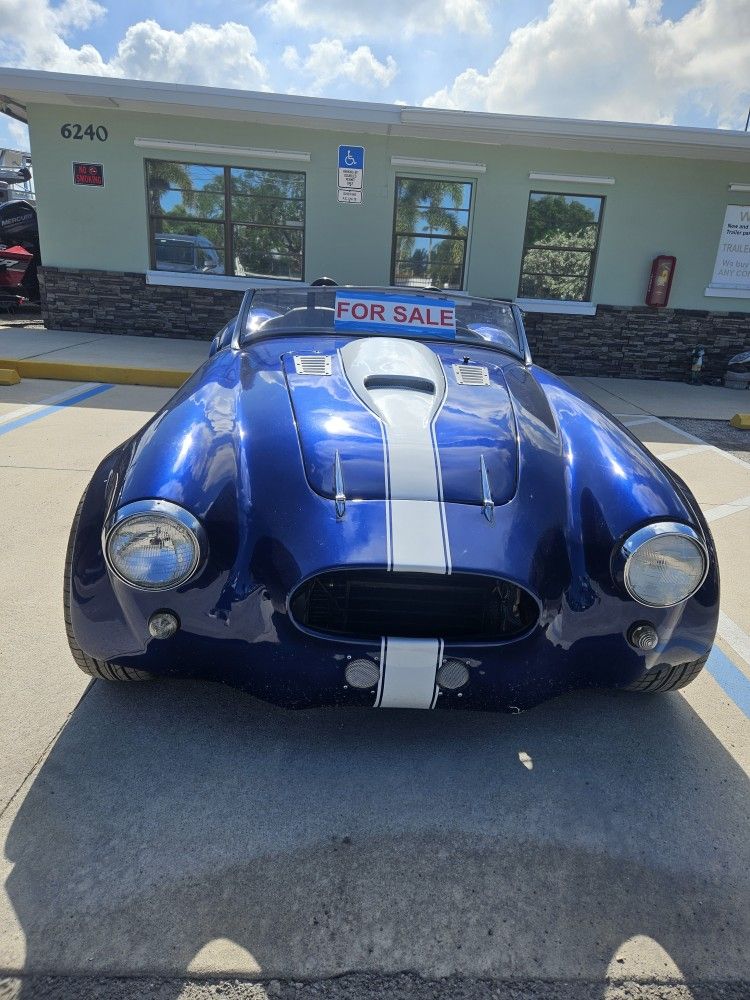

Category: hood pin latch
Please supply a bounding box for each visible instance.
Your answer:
[334,450,347,518]
[480,454,494,522]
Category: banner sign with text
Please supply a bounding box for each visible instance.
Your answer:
[711,205,750,290]
[334,291,456,337]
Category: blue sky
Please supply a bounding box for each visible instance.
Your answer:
[1,0,748,151]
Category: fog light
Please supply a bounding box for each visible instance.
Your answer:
[436,658,470,690]
[148,611,179,640]
[345,657,380,689]
[628,622,658,651]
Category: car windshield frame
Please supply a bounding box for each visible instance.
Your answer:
[235,285,529,361]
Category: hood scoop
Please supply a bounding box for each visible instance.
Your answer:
[283,338,518,506]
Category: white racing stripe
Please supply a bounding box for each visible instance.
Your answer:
[376,637,444,709]
[339,338,452,708]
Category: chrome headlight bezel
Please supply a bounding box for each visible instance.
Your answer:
[103,499,207,592]
[618,521,709,609]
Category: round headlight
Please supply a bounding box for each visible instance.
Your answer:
[622,523,707,608]
[105,501,203,591]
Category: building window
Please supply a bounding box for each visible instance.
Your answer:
[518,192,604,301]
[146,159,306,279]
[391,177,473,290]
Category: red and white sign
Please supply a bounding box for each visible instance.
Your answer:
[334,292,456,337]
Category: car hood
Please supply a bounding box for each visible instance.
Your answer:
[283,336,518,506]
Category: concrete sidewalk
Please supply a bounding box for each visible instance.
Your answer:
[567,375,749,420]
[0,325,207,375]
[1,321,749,414]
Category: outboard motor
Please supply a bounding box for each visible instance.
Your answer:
[0,198,40,303]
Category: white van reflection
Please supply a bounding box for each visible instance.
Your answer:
[154,233,221,273]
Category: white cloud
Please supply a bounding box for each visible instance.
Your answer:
[283,38,397,89]
[0,1,269,90]
[263,0,490,37]
[423,0,750,129]
[7,120,30,151]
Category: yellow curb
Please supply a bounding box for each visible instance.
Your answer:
[730,413,750,430]
[0,358,192,389]
[0,367,21,386]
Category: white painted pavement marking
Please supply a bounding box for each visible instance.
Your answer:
[657,444,713,461]
[619,413,750,473]
[0,382,98,427]
[718,611,750,673]
[620,416,657,428]
[704,496,750,523]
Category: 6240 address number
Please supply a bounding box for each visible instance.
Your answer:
[60,124,108,141]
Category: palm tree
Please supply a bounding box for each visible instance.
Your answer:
[146,160,197,216]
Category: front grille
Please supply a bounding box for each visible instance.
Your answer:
[290,570,537,641]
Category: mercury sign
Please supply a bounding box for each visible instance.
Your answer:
[710,205,750,290]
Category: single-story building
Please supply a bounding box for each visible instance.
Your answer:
[0,66,748,379]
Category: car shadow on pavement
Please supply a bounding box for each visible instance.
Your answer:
[2,679,749,996]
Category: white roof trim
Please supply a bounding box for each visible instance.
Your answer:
[2,68,750,161]
[391,155,486,173]
[728,183,750,192]
[135,137,311,162]
[528,172,615,185]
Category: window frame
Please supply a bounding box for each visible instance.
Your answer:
[144,158,307,282]
[390,174,474,292]
[517,190,606,303]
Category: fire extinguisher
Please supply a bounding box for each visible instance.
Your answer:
[646,255,676,307]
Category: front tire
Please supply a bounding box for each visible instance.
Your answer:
[624,655,707,693]
[64,490,155,682]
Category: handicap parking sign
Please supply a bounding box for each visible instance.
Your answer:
[338,145,365,171]
[337,144,365,199]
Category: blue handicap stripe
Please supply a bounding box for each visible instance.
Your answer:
[0,383,114,438]
[706,644,750,719]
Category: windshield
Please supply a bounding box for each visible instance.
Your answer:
[240,286,522,356]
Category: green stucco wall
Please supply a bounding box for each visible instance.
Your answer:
[25,101,750,312]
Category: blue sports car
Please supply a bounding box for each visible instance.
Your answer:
[65,284,719,711]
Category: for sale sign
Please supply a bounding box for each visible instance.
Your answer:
[334,291,456,338]
[73,162,104,187]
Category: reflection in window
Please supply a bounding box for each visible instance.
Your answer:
[391,177,472,290]
[146,160,305,279]
[518,192,604,301]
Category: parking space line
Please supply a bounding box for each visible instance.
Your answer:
[652,417,750,471]
[657,444,712,461]
[719,611,750,671]
[704,496,750,523]
[0,383,113,438]
[706,645,750,718]
[620,416,657,427]
[0,382,96,427]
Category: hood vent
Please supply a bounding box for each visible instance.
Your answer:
[453,364,489,386]
[294,355,332,376]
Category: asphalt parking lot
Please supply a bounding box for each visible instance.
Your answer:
[0,373,748,1000]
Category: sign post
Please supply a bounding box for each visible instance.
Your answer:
[337,145,364,205]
